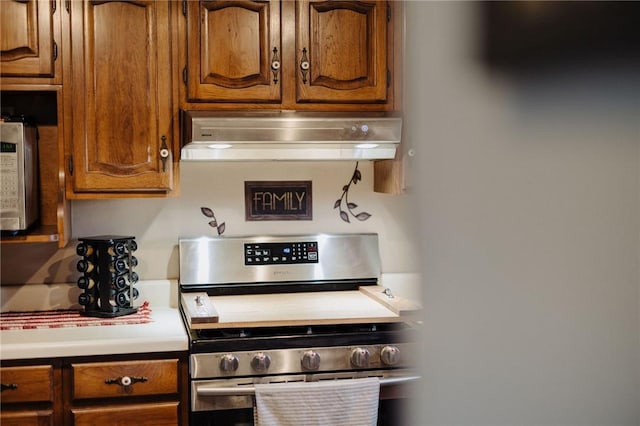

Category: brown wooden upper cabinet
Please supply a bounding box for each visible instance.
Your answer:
[184,0,391,108]
[295,0,388,103]
[186,0,281,103]
[0,0,62,85]
[66,0,176,196]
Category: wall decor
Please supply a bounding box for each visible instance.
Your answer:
[245,181,312,221]
[201,207,226,235]
[334,162,371,223]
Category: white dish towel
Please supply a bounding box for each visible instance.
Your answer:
[254,377,380,426]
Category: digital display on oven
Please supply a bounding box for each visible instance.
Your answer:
[1,142,17,153]
[244,241,318,265]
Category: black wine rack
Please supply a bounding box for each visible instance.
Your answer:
[76,235,139,318]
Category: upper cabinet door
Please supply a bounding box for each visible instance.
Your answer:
[69,0,173,193]
[186,0,281,103]
[0,0,60,82]
[296,0,388,103]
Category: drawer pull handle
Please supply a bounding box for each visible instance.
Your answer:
[1,383,18,392]
[105,375,147,387]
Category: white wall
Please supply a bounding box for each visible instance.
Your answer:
[1,162,420,286]
[69,161,420,278]
[406,2,639,425]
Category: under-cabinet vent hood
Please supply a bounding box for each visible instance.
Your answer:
[181,111,402,161]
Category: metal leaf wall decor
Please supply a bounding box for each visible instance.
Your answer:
[334,162,371,223]
[201,207,226,235]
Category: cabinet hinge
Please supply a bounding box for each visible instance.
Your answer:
[387,70,391,88]
[387,4,391,22]
[68,155,74,176]
[53,41,58,61]
[183,67,188,85]
[51,0,56,14]
[182,0,187,17]
[65,0,70,13]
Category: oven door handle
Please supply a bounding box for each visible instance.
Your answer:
[196,375,421,397]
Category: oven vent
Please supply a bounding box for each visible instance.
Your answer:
[181,111,402,161]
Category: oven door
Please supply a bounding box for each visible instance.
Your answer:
[190,370,420,426]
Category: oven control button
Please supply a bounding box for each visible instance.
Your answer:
[380,346,401,366]
[301,350,321,371]
[350,348,370,368]
[219,354,239,372]
[251,353,271,372]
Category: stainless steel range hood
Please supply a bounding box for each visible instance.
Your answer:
[181,111,401,161]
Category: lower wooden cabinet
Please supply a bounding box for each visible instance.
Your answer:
[0,410,55,426]
[71,402,179,426]
[1,352,188,426]
[0,364,60,425]
[0,365,54,403]
[71,359,178,400]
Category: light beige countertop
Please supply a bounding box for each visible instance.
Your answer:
[0,280,189,360]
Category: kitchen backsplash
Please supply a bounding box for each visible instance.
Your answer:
[1,161,421,294]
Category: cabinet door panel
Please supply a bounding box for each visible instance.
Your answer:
[71,402,178,426]
[69,0,173,192]
[296,0,388,103]
[0,410,54,426]
[0,365,53,403]
[187,0,281,102]
[0,0,56,78]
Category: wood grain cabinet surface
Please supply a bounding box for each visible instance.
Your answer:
[71,402,179,426]
[0,365,54,403]
[185,0,281,103]
[295,0,388,104]
[0,0,62,84]
[71,359,178,400]
[1,0,404,214]
[0,364,61,426]
[183,0,393,110]
[1,353,188,426]
[65,355,186,426]
[66,0,176,196]
[70,360,180,425]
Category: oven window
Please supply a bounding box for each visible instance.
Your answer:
[191,408,253,426]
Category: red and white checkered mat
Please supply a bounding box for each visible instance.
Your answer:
[0,301,152,330]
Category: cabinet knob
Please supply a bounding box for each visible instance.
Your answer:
[300,48,310,84]
[271,47,280,84]
[160,135,170,172]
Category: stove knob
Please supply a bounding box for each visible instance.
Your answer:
[219,354,239,372]
[301,350,321,371]
[380,346,401,366]
[350,347,370,368]
[251,352,271,372]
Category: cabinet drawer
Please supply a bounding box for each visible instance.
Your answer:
[71,359,178,400]
[71,402,179,426]
[0,410,54,426]
[0,365,53,403]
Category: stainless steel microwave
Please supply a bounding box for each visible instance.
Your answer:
[0,121,39,232]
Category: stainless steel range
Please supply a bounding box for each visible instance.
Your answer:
[178,233,421,426]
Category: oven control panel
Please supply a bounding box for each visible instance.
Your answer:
[244,241,318,265]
